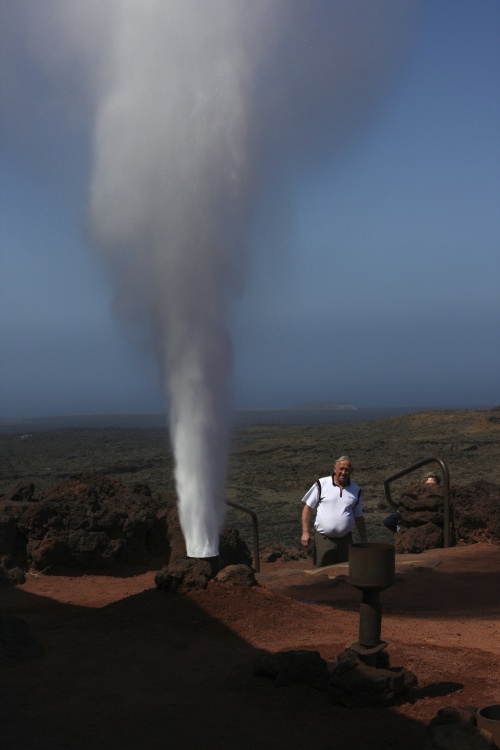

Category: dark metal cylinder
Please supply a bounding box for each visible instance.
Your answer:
[349,542,395,590]
[477,705,500,746]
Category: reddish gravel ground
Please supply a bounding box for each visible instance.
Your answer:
[1,543,500,750]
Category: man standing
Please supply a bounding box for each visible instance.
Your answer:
[301,456,367,567]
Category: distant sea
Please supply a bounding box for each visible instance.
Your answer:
[0,405,493,433]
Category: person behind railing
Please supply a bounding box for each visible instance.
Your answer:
[424,472,441,486]
[301,455,367,567]
[383,472,442,533]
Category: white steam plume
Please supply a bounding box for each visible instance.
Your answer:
[1,1,416,557]
[90,3,260,558]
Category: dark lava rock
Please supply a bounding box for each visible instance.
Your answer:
[393,483,448,553]
[0,559,26,586]
[393,480,500,553]
[0,473,171,575]
[155,557,219,593]
[0,472,253,587]
[395,522,444,554]
[219,527,253,568]
[260,543,307,563]
[20,473,169,572]
[253,647,416,705]
[328,650,417,707]
[0,510,29,573]
[214,564,257,587]
[155,528,253,593]
[451,480,500,545]
[0,614,44,659]
[254,649,329,690]
[154,493,253,591]
[3,483,36,503]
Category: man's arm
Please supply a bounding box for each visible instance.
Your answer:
[354,514,367,542]
[301,504,312,547]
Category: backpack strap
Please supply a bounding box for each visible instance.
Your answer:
[315,479,322,506]
[315,479,360,506]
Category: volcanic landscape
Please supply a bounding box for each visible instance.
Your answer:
[1,407,500,749]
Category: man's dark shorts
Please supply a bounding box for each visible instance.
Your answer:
[313,530,353,567]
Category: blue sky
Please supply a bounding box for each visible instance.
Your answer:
[1,0,499,419]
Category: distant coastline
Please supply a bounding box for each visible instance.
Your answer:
[240,401,357,412]
[295,401,357,411]
[0,404,495,433]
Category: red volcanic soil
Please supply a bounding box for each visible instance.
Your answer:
[1,543,500,750]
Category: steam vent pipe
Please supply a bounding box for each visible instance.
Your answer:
[348,543,395,666]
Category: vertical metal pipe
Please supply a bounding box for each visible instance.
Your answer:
[359,590,382,648]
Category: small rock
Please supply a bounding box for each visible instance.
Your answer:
[214,564,257,587]
[328,650,417,707]
[155,557,220,593]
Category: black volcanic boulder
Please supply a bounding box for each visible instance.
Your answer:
[1,492,31,582]
[328,650,417,707]
[214,564,257,587]
[1,472,253,586]
[154,527,253,592]
[219,527,253,568]
[260,543,307,562]
[0,473,170,575]
[394,522,444,554]
[2,483,36,503]
[393,480,500,553]
[393,482,446,554]
[451,480,500,544]
[155,556,220,593]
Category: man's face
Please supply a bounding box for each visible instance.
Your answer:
[334,460,353,486]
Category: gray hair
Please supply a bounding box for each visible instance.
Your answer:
[334,455,352,467]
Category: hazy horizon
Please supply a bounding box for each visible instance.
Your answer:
[1,401,496,423]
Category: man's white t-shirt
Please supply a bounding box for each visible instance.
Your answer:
[302,476,363,538]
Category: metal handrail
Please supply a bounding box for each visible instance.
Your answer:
[225,499,260,572]
[383,456,452,548]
